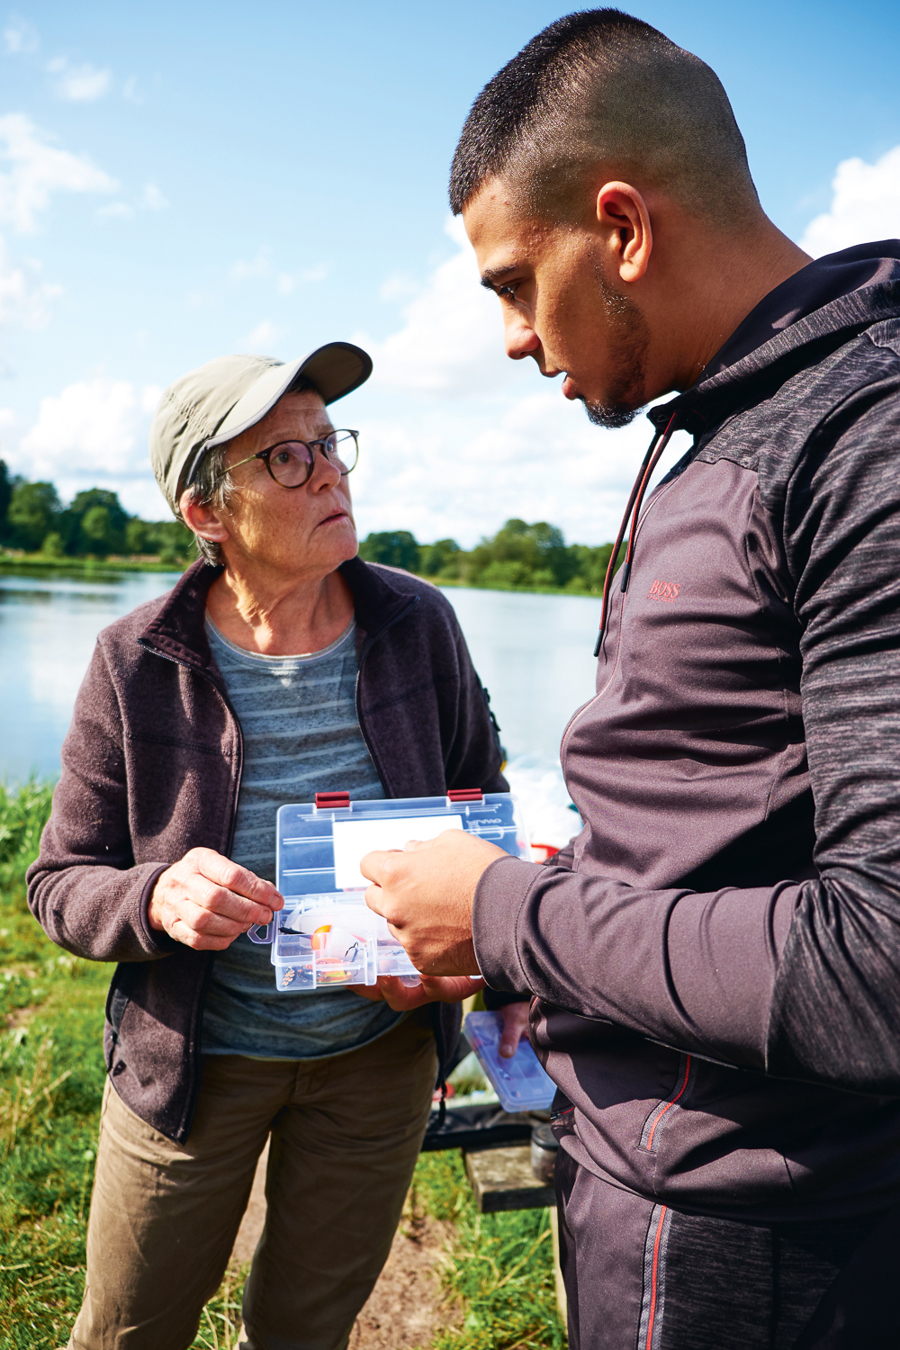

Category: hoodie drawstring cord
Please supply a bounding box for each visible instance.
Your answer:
[593,411,680,658]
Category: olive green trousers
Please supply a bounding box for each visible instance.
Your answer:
[68,1009,437,1350]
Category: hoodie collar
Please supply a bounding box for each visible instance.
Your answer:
[648,241,900,436]
[702,242,900,380]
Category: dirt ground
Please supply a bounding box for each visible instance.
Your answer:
[230,1145,459,1350]
[347,1208,458,1349]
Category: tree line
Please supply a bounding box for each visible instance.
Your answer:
[359,519,616,594]
[0,463,615,592]
[0,461,194,564]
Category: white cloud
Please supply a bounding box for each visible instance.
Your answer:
[140,182,168,211]
[15,378,161,492]
[276,263,331,294]
[230,248,328,294]
[5,378,169,519]
[0,233,61,327]
[3,16,38,55]
[97,182,169,223]
[243,319,281,351]
[47,57,112,102]
[379,273,420,303]
[122,76,142,104]
[361,216,519,397]
[800,145,900,257]
[0,113,116,233]
[352,387,687,549]
[97,201,134,222]
[231,247,272,281]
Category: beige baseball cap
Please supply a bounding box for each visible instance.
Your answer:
[149,342,372,514]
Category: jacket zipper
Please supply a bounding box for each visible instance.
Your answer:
[137,640,244,854]
[353,595,419,795]
[559,467,684,770]
[136,639,245,1139]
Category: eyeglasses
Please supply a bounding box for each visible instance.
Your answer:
[219,430,359,489]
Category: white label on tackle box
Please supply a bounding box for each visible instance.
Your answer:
[331,813,464,889]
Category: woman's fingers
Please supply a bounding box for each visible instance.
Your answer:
[148,849,284,948]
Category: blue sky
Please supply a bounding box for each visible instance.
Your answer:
[1,0,899,544]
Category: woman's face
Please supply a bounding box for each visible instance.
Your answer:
[216,389,359,581]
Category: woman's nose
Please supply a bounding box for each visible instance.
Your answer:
[308,445,344,489]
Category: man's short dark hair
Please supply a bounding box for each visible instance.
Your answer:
[449,8,759,229]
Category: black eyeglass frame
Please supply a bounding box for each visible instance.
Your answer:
[215,429,359,489]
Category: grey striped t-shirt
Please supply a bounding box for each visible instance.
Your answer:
[202,616,403,1060]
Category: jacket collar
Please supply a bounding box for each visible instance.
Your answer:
[138,559,220,673]
[337,555,419,641]
[138,554,416,671]
[648,246,900,439]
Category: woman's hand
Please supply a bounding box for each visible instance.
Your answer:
[148,847,283,950]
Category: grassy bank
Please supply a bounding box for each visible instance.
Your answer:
[0,781,110,1347]
[0,549,188,577]
[413,1152,566,1350]
[0,782,564,1349]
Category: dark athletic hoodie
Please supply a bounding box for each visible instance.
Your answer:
[474,242,900,1221]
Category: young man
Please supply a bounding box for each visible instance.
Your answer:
[363,11,900,1347]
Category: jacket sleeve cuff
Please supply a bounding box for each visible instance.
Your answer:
[472,854,538,996]
[138,865,181,956]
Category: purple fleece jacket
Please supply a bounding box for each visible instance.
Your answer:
[473,243,900,1220]
[27,556,506,1141]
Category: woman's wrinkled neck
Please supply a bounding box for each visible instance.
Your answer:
[206,560,354,656]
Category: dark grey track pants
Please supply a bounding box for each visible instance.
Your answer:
[555,1149,896,1349]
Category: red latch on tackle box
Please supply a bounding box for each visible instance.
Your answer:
[315,791,351,810]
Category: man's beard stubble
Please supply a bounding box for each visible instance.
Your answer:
[580,269,652,429]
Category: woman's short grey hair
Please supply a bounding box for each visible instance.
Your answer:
[181,373,318,566]
[181,442,234,565]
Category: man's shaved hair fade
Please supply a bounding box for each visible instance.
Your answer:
[449,8,760,230]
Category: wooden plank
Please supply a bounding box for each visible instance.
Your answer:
[549,1205,568,1325]
[463,1144,555,1213]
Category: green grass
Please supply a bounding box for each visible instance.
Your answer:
[0,780,110,1348]
[412,1152,566,1350]
[0,781,565,1349]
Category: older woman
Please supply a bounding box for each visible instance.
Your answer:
[28,344,510,1350]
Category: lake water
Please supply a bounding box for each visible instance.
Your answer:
[0,570,602,814]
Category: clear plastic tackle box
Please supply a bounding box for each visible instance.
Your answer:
[248,790,530,993]
[464,1010,556,1112]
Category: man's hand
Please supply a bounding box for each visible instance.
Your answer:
[362,830,505,976]
[497,1000,532,1057]
[148,847,283,951]
[352,980,532,1056]
[352,973,486,1009]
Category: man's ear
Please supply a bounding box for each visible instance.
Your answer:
[595,182,653,284]
[178,489,231,545]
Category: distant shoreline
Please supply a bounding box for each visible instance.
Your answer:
[0,550,603,599]
[0,550,186,577]
[434,576,601,599]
